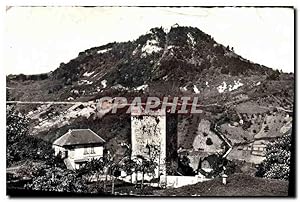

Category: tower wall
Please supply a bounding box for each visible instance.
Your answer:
[131,110,167,186]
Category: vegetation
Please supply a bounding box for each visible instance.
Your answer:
[25,165,88,193]
[206,138,213,145]
[77,158,106,183]
[7,105,86,193]
[178,155,195,176]
[6,105,56,167]
[266,69,280,80]
[7,73,49,81]
[256,132,291,180]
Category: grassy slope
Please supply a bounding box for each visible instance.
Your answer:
[155,174,288,196]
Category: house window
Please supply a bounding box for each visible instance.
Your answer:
[76,163,85,169]
[84,147,89,155]
[79,163,85,169]
[90,147,95,154]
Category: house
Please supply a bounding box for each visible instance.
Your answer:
[52,129,106,170]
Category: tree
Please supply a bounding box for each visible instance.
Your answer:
[256,133,291,180]
[119,157,136,183]
[266,70,280,80]
[7,105,29,165]
[101,154,114,192]
[25,166,88,193]
[6,105,28,145]
[206,138,213,145]
[6,105,58,167]
[110,163,122,194]
[77,158,105,184]
[178,155,195,176]
[132,155,158,190]
[221,67,229,74]
[242,120,252,130]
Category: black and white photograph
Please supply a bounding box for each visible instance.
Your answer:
[4,5,296,197]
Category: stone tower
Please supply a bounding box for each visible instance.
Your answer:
[131,109,167,186]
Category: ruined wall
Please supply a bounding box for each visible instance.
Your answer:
[131,109,167,185]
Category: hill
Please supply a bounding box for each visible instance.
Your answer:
[6,25,294,165]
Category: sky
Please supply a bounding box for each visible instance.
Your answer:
[4,7,294,75]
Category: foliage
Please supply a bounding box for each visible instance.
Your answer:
[206,138,213,145]
[178,155,195,176]
[198,154,236,178]
[6,105,29,144]
[119,156,139,180]
[221,67,230,74]
[132,155,158,189]
[256,133,291,180]
[7,73,49,81]
[77,158,106,182]
[6,105,58,167]
[25,166,88,193]
[266,70,280,80]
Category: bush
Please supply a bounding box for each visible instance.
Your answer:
[221,67,229,74]
[178,155,195,176]
[266,70,280,80]
[242,121,252,130]
[256,133,291,180]
[25,166,88,193]
[206,138,213,145]
[6,106,57,167]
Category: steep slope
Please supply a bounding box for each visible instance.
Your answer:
[7,26,279,102]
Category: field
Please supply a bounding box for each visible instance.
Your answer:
[155,174,289,196]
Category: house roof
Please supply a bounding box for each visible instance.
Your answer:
[53,129,106,147]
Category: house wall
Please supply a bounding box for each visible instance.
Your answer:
[71,145,104,160]
[53,144,104,170]
[53,145,66,156]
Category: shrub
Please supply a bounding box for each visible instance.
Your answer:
[206,138,213,145]
[25,166,88,193]
[221,67,229,74]
[266,70,280,80]
[256,133,291,180]
[6,106,57,167]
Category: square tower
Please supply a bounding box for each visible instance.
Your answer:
[131,109,167,186]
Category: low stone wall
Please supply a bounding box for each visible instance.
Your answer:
[166,175,211,188]
[119,172,211,189]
